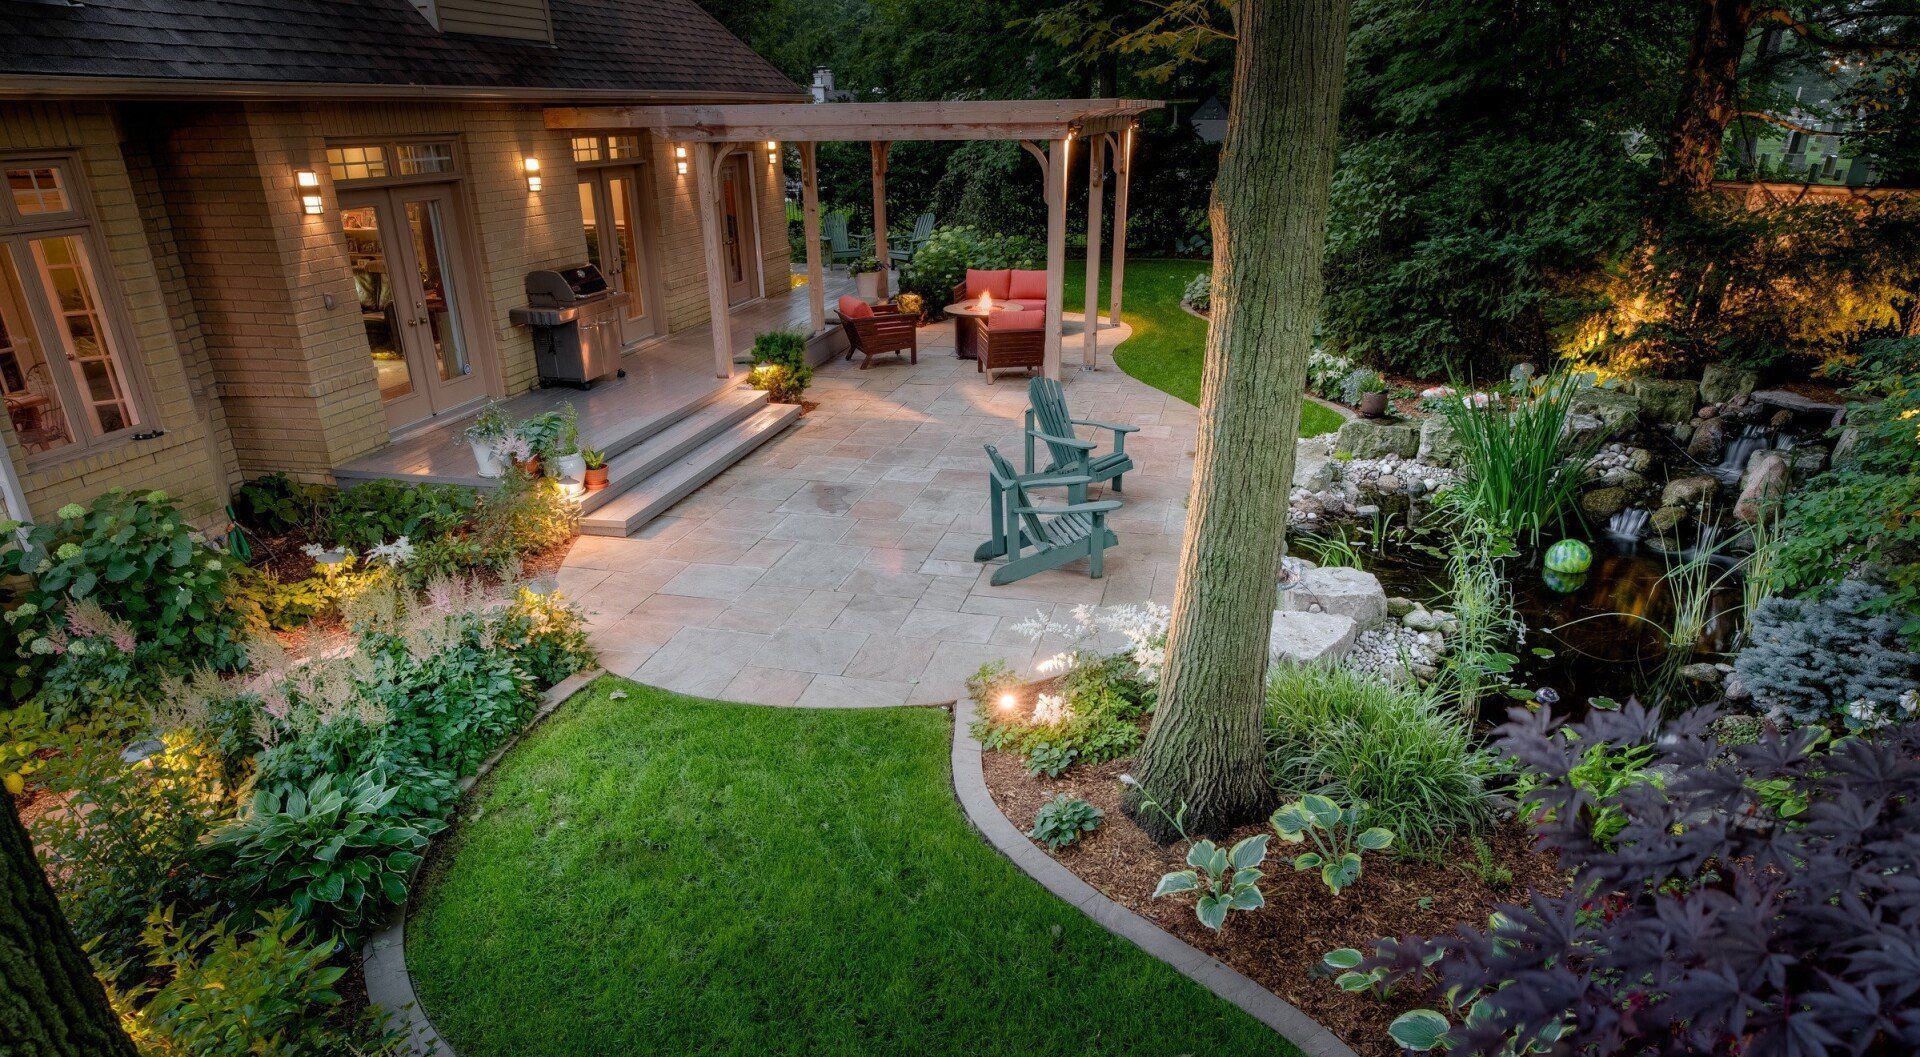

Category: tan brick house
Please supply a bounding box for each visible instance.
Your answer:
[0,0,807,527]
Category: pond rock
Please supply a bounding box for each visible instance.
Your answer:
[1268,610,1359,666]
[1735,451,1789,523]
[1660,474,1720,511]
[1335,418,1419,460]
[1679,662,1723,684]
[1571,388,1642,438]
[1649,504,1689,541]
[1700,363,1760,405]
[1788,444,1829,485]
[1581,485,1630,519]
[1417,416,1466,465]
[1686,417,1727,461]
[1386,595,1418,618]
[1281,564,1389,630]
[1561,413,1608,452]
[1632,377,1698,425]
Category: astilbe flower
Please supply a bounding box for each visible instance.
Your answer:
[1352,701,1920,1056]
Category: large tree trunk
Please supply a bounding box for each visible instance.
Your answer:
[1124,0,1352,842]
[1,794,139,1057]
[1664,0,1757,193]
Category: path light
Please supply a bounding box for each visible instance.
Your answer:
[997,692,1018,713]
[675,145,689,175]
[296,169,323,215]
[523,156,542,192]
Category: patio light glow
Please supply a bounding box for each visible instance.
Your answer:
[766,140,779,161]
[295,169,323,215]
[523,157,542,192]
[998,692,1018,713]
[675,145,689,175]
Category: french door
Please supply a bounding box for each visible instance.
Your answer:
[719,154,760,306]
[340,184,486,430]
[577,165,659,346]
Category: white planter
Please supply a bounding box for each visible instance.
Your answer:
[470,439,505,478]
[553,452,587,485]
[854,271,883,300]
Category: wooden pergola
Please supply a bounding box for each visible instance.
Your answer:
[545,99,1164,380]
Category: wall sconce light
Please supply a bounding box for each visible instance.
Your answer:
[295,169,323,215]
[766,140,779,162]
[675,145,689,175]
[523,157,542,192]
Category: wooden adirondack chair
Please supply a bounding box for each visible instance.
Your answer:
[889,212,936,263]
[973,445,1120,586]
[820,211,867,266]
[1023,376,1138,500]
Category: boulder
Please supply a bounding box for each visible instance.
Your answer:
[1686,417,1726,462]
[1386,596,1418,619]
[1753,389,1846,426]
[1626,447,1656,473]
[1268,610,1359,666]
[1334,418,1419,460]
[1632,377,1697,425]
[1561,413,1607,453]
[1699,364,1759,405]
[1649,504,1688,537]
[1787,444,1829,485]
[1572,388,1642,438]
[1417,416,1466,465]
[1678,662,1723,684]
[1660,474,1719,511]
[1734,451,1789,523]
[1580,486,1630,519]
[1293,451,1339,490]
[1280,564,1389,630]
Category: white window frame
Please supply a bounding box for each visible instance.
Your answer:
[0,151,154,464]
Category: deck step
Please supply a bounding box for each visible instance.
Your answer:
[580,388,769,516]
[579,402,801,537]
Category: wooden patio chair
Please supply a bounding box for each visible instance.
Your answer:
[973,445,1120,585]
[978,309,1045,384]
[889,212,936,263]
[1024,375,1138,499]
[837,295,917,369]
[820,211,868,266]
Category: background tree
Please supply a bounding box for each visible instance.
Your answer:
[1124,0,1354,841]
[1,794,139,1057]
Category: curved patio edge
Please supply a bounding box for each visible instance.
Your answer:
[361,666,608,1057]
[947,694,1361,1057]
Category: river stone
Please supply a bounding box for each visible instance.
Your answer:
[1580,486,1630,519]
[1649,504,1688,539]
[1660,474,1719,511]
[1417,416,1466,465]
[1280,564,1388,630]
[1788,444,1829,485]
[1700,364,1760,405]
[1678,662,1723,683]
[1268,610,1359,666]
[1686,417,1726,461]
[1293,451,1339,490]
[1386,596,1418,618]
[1572,388,1642,437]
[1632,377,1697,425]
[1561,413,1607,452]
[1735,451,1789,523]
[1335,418,1419,460]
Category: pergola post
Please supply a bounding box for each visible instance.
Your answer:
[1108,126,1132,327]
[799,142,826,335]
[1043,135,1070,380]
[869,141,890,300]
[1081,133,1105,370]
[694,142,734,378]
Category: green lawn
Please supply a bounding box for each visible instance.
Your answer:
[1065,258,1344,438]
[408,678,1290,1057]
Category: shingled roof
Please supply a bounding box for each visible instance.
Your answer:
[0,0,805,99]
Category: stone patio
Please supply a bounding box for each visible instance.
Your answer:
[557,313,1201,706]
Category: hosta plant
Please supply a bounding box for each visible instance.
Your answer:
[1152,833,1269,931]
[1270,794,1393,896]
[209,772,440,934]
[1342,701,1920,1056]
[1028,793,1103,851]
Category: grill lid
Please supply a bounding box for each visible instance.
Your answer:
[525,263,609,307]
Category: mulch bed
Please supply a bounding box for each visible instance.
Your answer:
[982,750,1566,1057]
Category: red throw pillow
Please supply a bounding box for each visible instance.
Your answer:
[990,308,1044,332]
[964,269,1013,299]
[837,295,874,319]
[1007,269,1048,300]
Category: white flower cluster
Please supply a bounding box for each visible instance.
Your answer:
[367,536,416,566]
[1841,689,1920,732]
[1032,693,1071,727]
[1011,602,1172,684]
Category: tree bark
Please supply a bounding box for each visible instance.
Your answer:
[1,794,139,1057]
[1664,0,1757,193]
[1124,0,1353,841]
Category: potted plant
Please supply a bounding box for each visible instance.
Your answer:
[581,448,609,491]
[849,255,884,300]
[1357,373,1390,418]
[515,407,577,478]
[463,401,513,478]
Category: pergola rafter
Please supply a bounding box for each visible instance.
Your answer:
[545,99,1163,380]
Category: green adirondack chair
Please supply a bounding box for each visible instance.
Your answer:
[820,210,868,266]
[973,445,1120,586]
[889,212,936,263]
[1024,376,1138,501]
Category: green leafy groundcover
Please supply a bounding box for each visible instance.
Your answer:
[407,678,1291,1057]
[1065,258,1344,438]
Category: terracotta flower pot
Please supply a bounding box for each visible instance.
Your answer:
[1359,391,1390,418]
[583,465,609,491]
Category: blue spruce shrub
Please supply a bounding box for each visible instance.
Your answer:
[1735,579,1920,729]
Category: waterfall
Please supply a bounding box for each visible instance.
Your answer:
[1695,521,1722,554]
[1608,507,1651,542]
[1709,424,1772,483]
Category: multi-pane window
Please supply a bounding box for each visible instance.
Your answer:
[0,157,143,456]
[608,135,641,160]
[570,136,603,163]
[326,145,388,182]
[328,140,461,185]
[396,142,455,176]
[572,134,646,166]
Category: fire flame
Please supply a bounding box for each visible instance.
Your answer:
[979,291,993,311]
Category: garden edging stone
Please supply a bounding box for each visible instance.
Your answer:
[949,693,1361,1057]
[361,666,607,1057]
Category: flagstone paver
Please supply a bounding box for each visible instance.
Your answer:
[560,315,1200,706]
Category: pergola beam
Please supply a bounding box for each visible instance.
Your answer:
[544,100,1160,143]
[1043,136,1069,380]
[1108,128,1132,328]
[870,141,890,300]
[1081,133,1105,371]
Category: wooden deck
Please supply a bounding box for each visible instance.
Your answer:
[335,273,851,487]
